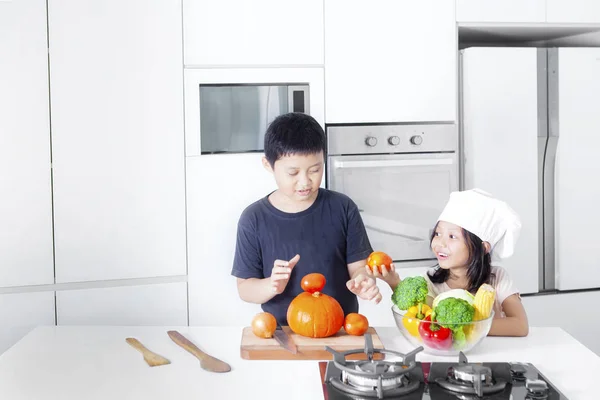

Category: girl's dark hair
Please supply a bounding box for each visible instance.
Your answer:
[427,221,495,294]
[264,113,326,167]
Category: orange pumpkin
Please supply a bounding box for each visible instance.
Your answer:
[286,273,344,338]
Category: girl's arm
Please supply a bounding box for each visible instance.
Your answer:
[488,293,529,336]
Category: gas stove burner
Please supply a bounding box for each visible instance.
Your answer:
[324,333,425,399]
[322,349,570,400]
[341,367,409,393]
[452,364,493,382]
[434,352,508,398]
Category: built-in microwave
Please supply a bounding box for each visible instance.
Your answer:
[183,68,325,157]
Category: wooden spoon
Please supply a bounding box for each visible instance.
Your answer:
[125,338,171,367]
[167,330,231,373]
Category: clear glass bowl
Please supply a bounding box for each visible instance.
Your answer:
[391,304,494,356]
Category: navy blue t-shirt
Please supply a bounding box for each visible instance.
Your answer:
[231,188,373,325]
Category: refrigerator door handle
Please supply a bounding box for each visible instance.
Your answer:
[541,48,560,292]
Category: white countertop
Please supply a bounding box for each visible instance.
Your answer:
[0,326,598,399]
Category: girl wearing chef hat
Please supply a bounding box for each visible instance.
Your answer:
[369,188,529,337]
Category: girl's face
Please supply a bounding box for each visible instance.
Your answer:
[431,220,470,271]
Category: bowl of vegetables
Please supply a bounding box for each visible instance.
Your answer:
[390,276,496,356]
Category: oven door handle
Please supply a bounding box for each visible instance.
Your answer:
[332,159,454,169]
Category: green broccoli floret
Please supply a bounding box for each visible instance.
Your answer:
[432,297,475,347]
[391,276,428,310]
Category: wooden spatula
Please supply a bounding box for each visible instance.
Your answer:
[167,330,231,373]
[125,338,171,367]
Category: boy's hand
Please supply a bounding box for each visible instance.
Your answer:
[270,254,300,294]
[365,263,401,291]
[346,274,382,304]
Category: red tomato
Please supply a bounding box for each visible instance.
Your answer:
[367,251,393,273]
[344,313,369,336]
[301,273,326,293]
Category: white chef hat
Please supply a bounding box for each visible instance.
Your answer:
[436,189,522,259]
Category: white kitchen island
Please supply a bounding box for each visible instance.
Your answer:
[0,326,598,400]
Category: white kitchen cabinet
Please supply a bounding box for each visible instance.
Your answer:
[186,154,275,326]
[183,0,324,66]
[0,0,54,287]
[546,0,600,23]
[48,0,187,283]
[324,0,457,124]
[456,0,546,23]
[0,292,55,355]
[554,48,600,291]
[56,282,188,326]
[523,292,600,356]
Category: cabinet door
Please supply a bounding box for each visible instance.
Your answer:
[48,0,187,283]
[460,48,540,295]
[183,0,324,66]
[456,0,546,23]
[186,154,276,326]
[554,48,600,291]
[546,0,600,23]
[324,0,456,124]
[0,0,54,287]
[56,282,188,326]
[0,292,55,355]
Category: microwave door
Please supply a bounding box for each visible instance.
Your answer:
[260,86,290,148]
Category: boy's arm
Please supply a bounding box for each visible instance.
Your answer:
[236,277,275,304]
[347,259,383,304]
[348,259,368,280]
[236,255,300,304]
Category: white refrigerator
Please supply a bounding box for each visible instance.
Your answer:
[460,47,600,296]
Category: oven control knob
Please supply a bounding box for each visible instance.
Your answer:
[525,379,549,395]
[388,136,400,146]
[410,135,423,145]
[365,136,378,147]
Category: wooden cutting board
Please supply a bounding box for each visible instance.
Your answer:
[240,326,385,360]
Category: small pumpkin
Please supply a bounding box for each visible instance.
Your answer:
[286,273,344,338]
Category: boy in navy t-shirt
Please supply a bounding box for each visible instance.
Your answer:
[231,112,382,325]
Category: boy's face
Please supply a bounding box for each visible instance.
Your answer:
[431,220,470,270]
[263,151,324,205]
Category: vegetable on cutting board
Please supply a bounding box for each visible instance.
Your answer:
[251,312,277,338]
[344,313,369,336]
[286,273,344,338]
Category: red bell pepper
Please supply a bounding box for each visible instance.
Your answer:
[418,315,452,350]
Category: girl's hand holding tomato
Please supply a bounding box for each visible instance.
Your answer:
[365,251,400,290]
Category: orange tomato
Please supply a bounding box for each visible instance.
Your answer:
[344,313,369,336]
[300,273,326,294]
[251,312,277,338]
[367,251,393,273]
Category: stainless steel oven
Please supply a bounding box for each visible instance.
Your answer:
[326,123,458,263]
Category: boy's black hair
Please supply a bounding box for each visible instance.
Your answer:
[263,112,326,168]
[427,221,496,294]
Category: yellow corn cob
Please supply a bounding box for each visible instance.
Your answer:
[473,284,496,320]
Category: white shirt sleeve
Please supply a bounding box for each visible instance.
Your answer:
[491,266,520,306]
